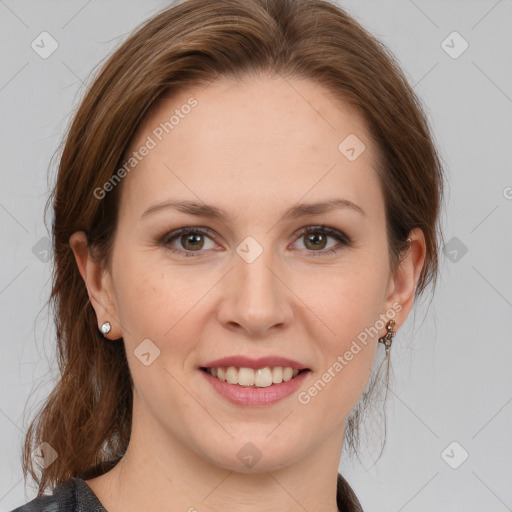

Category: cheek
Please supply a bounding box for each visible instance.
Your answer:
[297,256,388,405]
[116,272,165,329]
[112,250,217,359]
[110,249,176,340]
[301,255,389,338]
[301,281,382,422]
[111,257,201,395]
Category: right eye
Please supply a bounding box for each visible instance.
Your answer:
[160,226,219,257]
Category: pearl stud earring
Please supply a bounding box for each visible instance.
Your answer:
[100,322,111,337]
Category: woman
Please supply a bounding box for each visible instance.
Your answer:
[12,0,444,510]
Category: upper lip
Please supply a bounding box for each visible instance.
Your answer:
[201,356,310,370]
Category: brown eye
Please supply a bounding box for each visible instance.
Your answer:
[161,227,217,257]
[160,225,351,258]
[303,232,328,251]
[293,226,351,257]
[180,232,206,251]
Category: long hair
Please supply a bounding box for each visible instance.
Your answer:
[22,0,444,495]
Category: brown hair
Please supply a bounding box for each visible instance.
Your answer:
[22,0,444,495]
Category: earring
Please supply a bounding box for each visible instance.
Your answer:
[378,319,396,354]
[100,322,111,337]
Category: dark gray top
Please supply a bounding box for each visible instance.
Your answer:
[10,478,105,512]
[10,473,363,512]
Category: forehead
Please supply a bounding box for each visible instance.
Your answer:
[120,74,383,221]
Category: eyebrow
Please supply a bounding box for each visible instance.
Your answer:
[140,198,365,221]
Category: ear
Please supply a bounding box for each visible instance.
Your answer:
[69,231,122,340]
[382,227,426,327]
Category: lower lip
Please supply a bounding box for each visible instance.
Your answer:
[199,369,310,406]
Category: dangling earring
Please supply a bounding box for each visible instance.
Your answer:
[378,319,395,354]
[100,321,111,337]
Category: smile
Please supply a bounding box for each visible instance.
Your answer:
[202,366,308,387]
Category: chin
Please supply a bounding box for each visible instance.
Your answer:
[196,434,301,473]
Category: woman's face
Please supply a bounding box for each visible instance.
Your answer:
[75,75,422,473]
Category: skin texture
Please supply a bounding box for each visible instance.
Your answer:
[70,74,426,512]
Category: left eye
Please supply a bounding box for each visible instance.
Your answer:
[160,225,350,258]
[292,226,351,257]
[295,227,337,250]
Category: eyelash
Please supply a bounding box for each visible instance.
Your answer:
[159,225,352,258]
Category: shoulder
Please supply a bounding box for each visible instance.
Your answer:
[8,478,78,512]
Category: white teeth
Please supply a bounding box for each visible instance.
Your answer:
[225,366,238,384]
[283,367,295,381]
[254,368,273,387]
[272,366,283,383]
[238,367,255,386]
[206,366,301,387]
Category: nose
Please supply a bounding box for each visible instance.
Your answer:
[216,243,293,337]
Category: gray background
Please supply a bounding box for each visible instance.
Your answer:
[1,1,511,511]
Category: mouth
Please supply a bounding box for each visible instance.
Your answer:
[199,366,311,388]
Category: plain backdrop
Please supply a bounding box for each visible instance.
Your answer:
[1,1,511,511]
